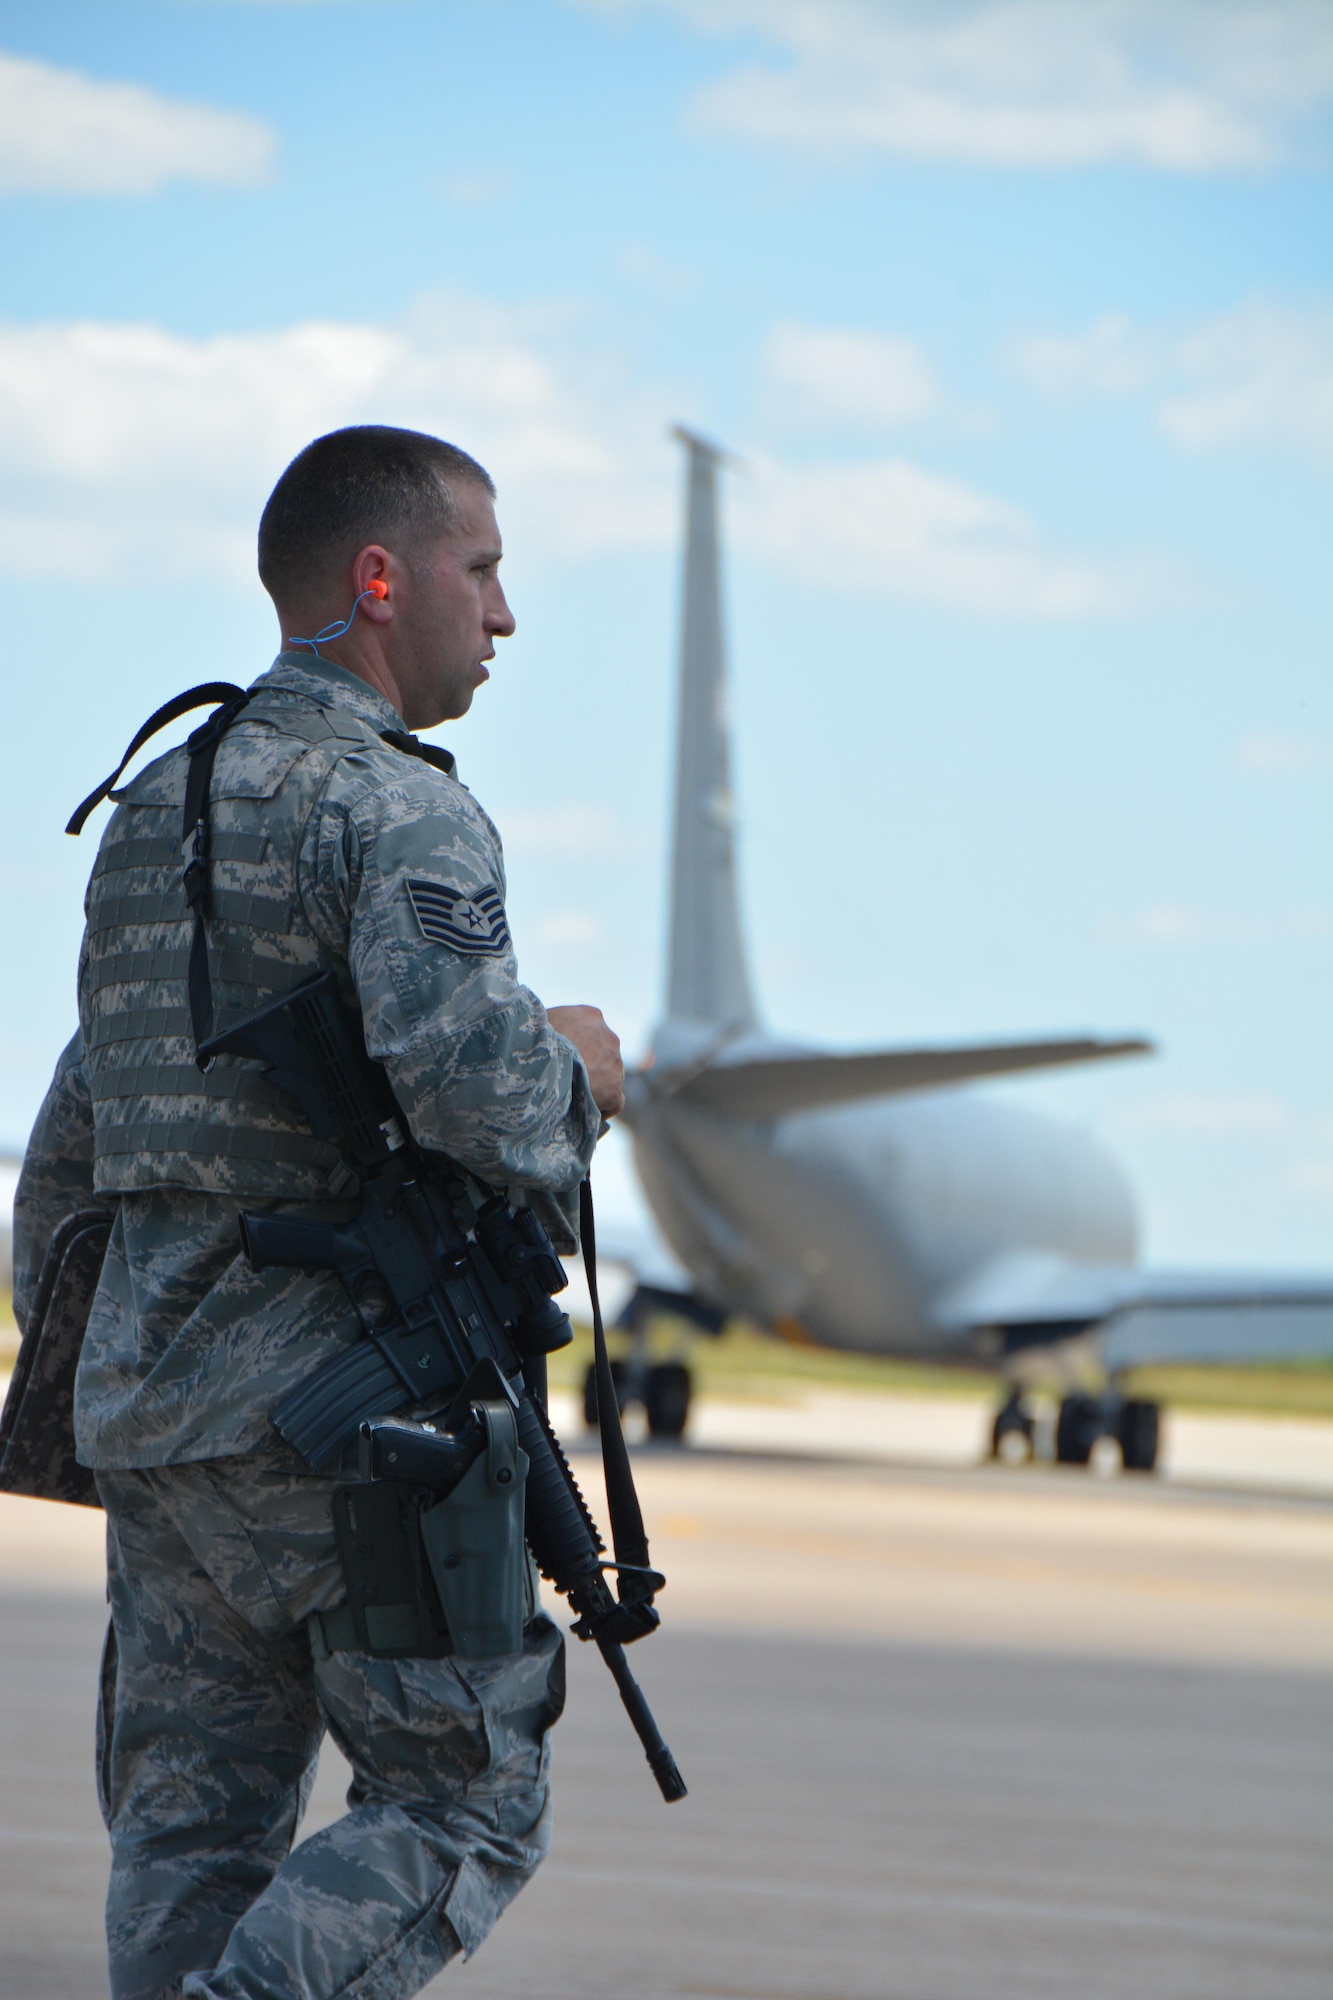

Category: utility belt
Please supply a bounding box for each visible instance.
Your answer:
[310,1396,536,1663]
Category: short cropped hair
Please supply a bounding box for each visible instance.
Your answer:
[257,425,495,600]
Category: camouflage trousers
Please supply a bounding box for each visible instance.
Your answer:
[94,1444,565,2000]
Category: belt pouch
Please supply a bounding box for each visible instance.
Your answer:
[419,1399,529,1658]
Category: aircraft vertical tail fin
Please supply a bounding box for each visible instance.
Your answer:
[665,428,758,1036]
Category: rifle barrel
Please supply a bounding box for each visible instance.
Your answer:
[598,1637,688,1802]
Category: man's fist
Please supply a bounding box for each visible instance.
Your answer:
[547,1004,625,1118]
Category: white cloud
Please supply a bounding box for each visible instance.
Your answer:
[0,296,1155,617]
[1100,905,1331,946]
[431,167,516,207]
[0,50,275,195]
[1016,314,1158,395]
[1236,733,1333,775]
[1161,305,1333,460]
[762,324,939,429]
[536,911,606,948]
[1110,1098,1333,1207]
[1015,302,1333,466]
[732,453,1152,616]
[0,298,674,584]
[497,804,652,858]
[588,0,1333,171]
[1118,1094,1291,1136]
[618,243,697,294]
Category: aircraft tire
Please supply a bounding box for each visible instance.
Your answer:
[1118,1398,1160,1473]
[644,1362,692,1439]
[991,1399,1034,1462]
[582,1357,629,1429]
[1055,1394,1099,1466]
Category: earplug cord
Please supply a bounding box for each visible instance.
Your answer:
[290,583,387,658]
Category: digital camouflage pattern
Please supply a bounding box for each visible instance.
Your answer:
[78,651,597,1205]
[18,650,600,1469]
[96,1439,564,2000]
[73,1187,370,1468]
[11,647,601,1997]
[11,1031,101,1329]
[0,1208,109,1505]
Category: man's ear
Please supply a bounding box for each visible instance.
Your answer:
[350,544,395,618]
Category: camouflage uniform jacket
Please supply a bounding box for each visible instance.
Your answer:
[15,651,601,1470]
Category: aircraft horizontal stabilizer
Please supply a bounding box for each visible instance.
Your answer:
[669,1036,1152,1121]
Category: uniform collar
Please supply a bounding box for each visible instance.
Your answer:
[253,651,417,742]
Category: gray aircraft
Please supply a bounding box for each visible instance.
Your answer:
[602,428,1333,1473]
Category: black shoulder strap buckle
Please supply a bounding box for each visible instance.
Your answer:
[381,727,456,777]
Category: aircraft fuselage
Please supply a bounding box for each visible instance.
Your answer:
[625,1075,1138,1359]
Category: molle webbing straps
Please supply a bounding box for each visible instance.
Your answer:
[66,682,252,1069]
[66,684,247,836]
[67,685,462,1076]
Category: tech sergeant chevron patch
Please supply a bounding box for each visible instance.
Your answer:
[405,877,512,956]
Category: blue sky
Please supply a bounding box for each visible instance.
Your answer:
[0,0,1329,1268]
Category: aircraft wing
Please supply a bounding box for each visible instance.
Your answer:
[937,1253,1333,1365]
[666,1036,1151,1121]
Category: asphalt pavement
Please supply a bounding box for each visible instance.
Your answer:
[0,1444,1329,2000]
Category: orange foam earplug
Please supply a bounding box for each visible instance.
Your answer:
[365,581,389,599]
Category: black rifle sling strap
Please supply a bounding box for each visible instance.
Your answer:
[65,681,252,1062]
[380,727,456,778]
[180,693,253,1058]
[181,714,453,1058]
[66,683,247,836]
[579,1178,654,1585]
[69,687,469,1063]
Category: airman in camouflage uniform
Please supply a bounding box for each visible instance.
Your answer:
[15,426,624,2000]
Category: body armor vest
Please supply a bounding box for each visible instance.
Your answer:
[81,693,384,1198]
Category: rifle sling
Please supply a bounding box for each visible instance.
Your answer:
[580,1178,652,1579]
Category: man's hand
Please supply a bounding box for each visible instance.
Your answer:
[547,1005,625,1118]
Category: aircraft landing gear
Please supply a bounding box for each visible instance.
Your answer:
[990,1389,1162,1473]
[582,1357,694,1440]
[1055,1392,1161,1473]
[990,1389,1036,1464]
[643,1361,692,1438]
[583,1356,628,1428]
[1118,1398,1160,1472]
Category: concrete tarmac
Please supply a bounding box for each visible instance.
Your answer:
[1,1447,1329,2000]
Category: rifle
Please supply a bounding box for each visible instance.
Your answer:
[200,971,685,1803]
